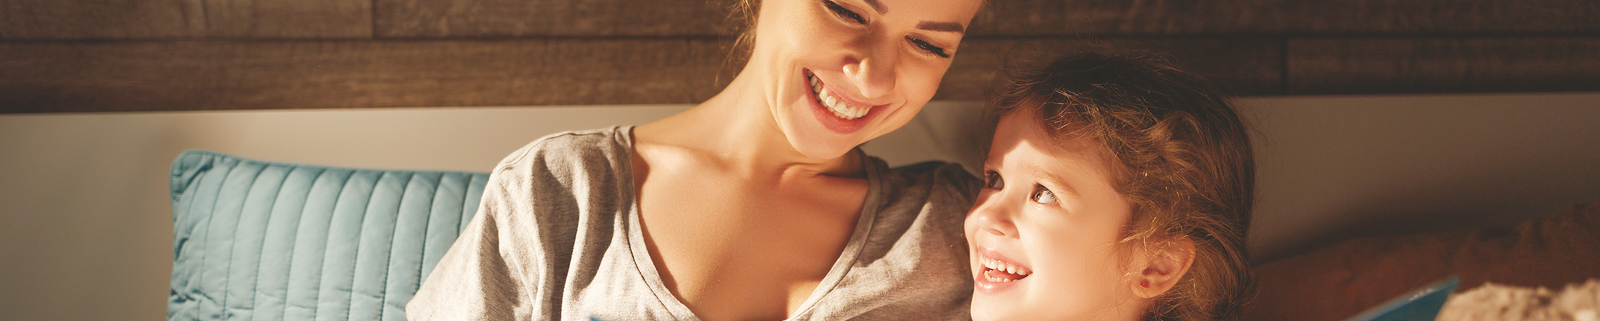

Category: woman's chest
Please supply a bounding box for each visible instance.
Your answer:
[632,176,869,320]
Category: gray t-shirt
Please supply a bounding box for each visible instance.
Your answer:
[407,126,978,320]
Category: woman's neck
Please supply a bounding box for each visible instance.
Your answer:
[635,72,864,180]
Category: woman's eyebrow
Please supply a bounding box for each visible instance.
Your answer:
[864,0,887,14]
[860,0,963,34]
[917,21,966,34]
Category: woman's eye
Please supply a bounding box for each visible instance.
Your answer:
[823,0,866,24]
[1030,184,1057,204]
[909,37,951,58]
[983,171,1004,190]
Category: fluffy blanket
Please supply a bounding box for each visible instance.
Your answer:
[1437,279,1600,321]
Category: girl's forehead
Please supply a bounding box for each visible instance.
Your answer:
[990,114,1120,188]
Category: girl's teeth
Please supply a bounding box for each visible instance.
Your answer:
[980,256,1032,277]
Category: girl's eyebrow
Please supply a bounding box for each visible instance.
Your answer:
[1030,167,1083,199]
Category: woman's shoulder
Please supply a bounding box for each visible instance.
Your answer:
[477,126,637,207]
[492,126,633,173]
[874,159,981,202]
[862,157,979,231]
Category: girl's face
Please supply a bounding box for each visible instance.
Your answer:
[965,113,1148,321]
[751,0,981,159]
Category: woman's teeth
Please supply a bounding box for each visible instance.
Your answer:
[980,256,1032,282]
[809,74,869,120]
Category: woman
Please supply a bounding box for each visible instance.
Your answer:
[408,0,985,319]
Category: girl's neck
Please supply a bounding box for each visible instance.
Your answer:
[635,71,864,180]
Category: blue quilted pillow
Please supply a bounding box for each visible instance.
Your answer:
[168,150,489,321]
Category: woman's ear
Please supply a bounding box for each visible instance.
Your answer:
[1130,236,1196,299]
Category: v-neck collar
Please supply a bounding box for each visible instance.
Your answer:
[615,125,885,320]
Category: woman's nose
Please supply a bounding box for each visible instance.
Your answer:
[842,37,898,100]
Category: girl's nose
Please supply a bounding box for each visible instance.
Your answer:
[968,196,1018,238]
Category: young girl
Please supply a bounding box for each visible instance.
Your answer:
[966,52,1256,321]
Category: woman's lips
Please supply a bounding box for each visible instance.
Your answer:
[803,69,880,134]
[809,72,869,119]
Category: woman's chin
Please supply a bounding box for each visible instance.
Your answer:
[784,133,861,160]
[775,103,871,160]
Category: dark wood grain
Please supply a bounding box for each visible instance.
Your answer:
[375,0,733,37]
[0,39,740,113]
[938,38,1285,99]
[370,0,1600,37]
[973,0,1600,36]
[1286,37,1600,95]
[0,37,1285,113]
[0,0,371,39]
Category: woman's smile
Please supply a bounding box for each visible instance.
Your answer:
[749,0,975,159]
[803,68,884,134]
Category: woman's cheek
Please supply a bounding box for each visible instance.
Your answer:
[911,57,953,94]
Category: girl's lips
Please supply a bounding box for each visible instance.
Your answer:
[974,248,1031,294]
[803,69,883,134]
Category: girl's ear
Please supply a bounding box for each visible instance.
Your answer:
[1130,236,1196,299]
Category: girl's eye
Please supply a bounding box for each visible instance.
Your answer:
[909,37,951,58]
[983,171,1004,190]
[1030,184,1057,204]
[823,0,866,24]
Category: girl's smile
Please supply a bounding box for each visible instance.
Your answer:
[974,248,1033,293]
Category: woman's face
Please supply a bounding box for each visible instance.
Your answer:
[750,0,982,159]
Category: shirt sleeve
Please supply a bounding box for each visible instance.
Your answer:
[406,128,639,321]
[406,167,535,320]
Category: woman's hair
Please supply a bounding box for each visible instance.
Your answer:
[725,0,761,57]
[986,52,1257,321]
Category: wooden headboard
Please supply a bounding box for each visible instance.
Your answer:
[2,0,1597,113]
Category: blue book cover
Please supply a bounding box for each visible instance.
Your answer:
[1344,277,1460,321]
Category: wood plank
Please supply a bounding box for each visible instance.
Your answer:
[375,0,731,37]
[371,0,1600,37]
[0,39,741,113]
[939,38,1285,99]
[0,0,371,39]
[973,0,1600,36]
[0,37,1281,113]
[1286,37,1600,95]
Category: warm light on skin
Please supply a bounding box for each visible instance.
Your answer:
[751,0,980,159]
[625,0,983,319]
[966,112,1151,321]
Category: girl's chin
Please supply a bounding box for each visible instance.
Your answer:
[968,300,1028,321]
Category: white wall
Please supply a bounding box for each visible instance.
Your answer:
[2,95,1598,320]
[1239,94,1600,261]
